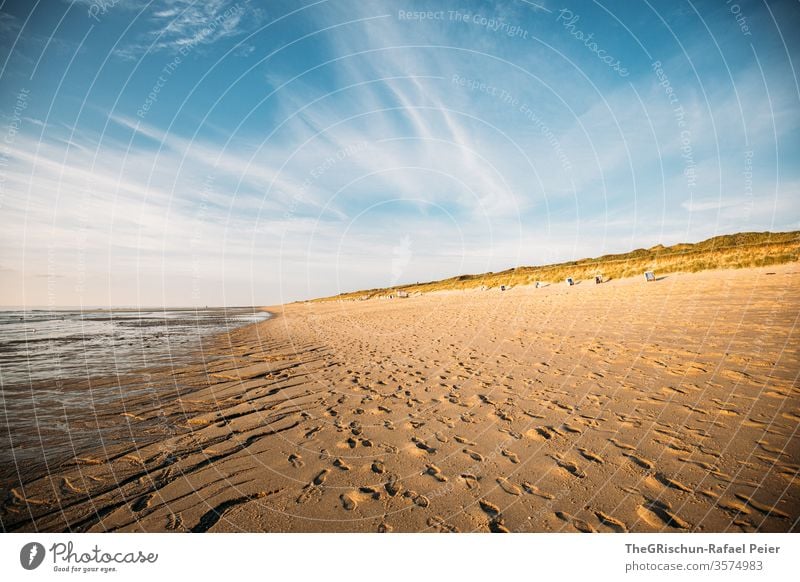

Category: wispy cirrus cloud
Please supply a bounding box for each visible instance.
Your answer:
[106,0,265,60]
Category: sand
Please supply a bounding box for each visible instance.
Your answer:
[2,265,798,533]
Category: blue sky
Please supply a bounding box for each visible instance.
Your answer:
[0,0,798,306]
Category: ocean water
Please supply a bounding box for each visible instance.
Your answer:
[0,307,269,479]
[0,307,269,385]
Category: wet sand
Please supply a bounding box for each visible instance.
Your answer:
[2,265,798,532]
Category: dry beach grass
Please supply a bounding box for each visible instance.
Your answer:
[326,231,800,300]
[2,262,799,533]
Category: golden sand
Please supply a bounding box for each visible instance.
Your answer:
[3,265,798,532]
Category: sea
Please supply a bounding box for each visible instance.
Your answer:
[0,307,270,480]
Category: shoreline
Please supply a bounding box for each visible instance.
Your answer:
[0,308,274,485]
[1,264,798,533]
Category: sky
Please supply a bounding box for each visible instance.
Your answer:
[0,0,798,307]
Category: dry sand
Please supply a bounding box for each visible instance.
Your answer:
[2,265,798,532]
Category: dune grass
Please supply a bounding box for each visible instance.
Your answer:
[316,230,800,301]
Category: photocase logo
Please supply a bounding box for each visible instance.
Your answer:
[20,542,46,570]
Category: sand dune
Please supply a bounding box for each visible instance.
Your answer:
[2,265,798,532]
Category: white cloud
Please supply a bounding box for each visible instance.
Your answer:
[111,0,264,60]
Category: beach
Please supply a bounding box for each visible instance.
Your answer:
[2,264,798,533]
[0,308,270,481]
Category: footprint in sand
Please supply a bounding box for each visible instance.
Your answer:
[461,473,480,490]
[501,449,520,464]
[427,515,460,532]
[130,493,152,512]
[756,440,789,457]
[677,457,720,472]
[379,443,399,454]
[436,416,456,428]
[781,411,800,423]
[371,461,386,474]
[776,464,800,485]
[304,426,322,439]
[165,512,183,530]
[297,485,323,504]
[595,511,628,532]
[555,511,596,533]
[460,413,477,424]
[333,458,351,470]
[479,499,500,518]
[496,477,522,495]
[434,432,449,443]
[496,410,514,422]
[521,482,554,499]
[652,472,693,493]
[733,519,757,533]
[656,439,693,454]
[489,519,511,533]
[498,427,523,440]
[288,453,304,468]
[463,448,484,462]
[624,453,654,470]
[636,499,690,530]
[552,455,586,478]
[384,474,403,497]
[454,435,477,445]
[411,437,437,454]
[359,486,382,500]
[530,426,554,440]
[577,448,604,464]
[696,488,718,500]
[608,438,637,451]
[340,492,360,511]
[313,469,330,486]
[403,490,430,507]
[561,423,582,434]
[425,464,448,482]
[716,407,740,417]
[734,493,790,519]
[684,405,709,416]
[717,499,751,516]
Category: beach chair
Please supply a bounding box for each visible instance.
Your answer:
[565,277,574,286]
[644,271,656,282]
[594,275,602,284]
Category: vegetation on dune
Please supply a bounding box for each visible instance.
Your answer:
[316,230,800,302]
